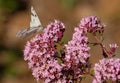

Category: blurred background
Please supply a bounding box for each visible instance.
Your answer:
[0,0,120,83]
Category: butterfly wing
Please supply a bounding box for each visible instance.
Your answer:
[16,28,28,38]
[16,6,43,38]
[30,6,43,31]
[16,28,39,38]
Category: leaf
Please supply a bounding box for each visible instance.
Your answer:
[90,69,94,76]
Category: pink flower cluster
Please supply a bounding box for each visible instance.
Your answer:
[43,20,65,42]
[24,20,65,82]
[80,16,105,33]
[64,22,90,79]
[23,16,120,83]
[93,58,120,83]
[64,27,90,65]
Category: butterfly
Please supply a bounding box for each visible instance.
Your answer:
[16,6,43,38]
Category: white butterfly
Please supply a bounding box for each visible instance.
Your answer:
[16,6,43,38]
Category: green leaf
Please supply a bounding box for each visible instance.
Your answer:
[90,69,94,76]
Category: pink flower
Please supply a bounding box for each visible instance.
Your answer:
[93,58,120,83]
[80,16,105,33]
[24,20,66,82]
[43,20,65,42]
[64,21,90,79]
[109,44,118,54]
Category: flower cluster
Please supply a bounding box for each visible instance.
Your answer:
[23,16,120,83]
[64,27,90,65]
[64,23,90,79]
[93,58,120,83]
[24,20,65,82]
[80,16,105,33]
[43,20,65,42]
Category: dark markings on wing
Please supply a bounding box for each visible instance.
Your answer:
[31,12,37,17]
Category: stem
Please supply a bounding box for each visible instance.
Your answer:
[94,35,110,57]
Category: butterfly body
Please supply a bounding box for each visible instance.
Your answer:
[16,6,43,38]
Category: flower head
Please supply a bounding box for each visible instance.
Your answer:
[93,58,120,83]
[24,20,66,82]
[80,16,105,33]
[64,21,90,79]
[43,20,65,42]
